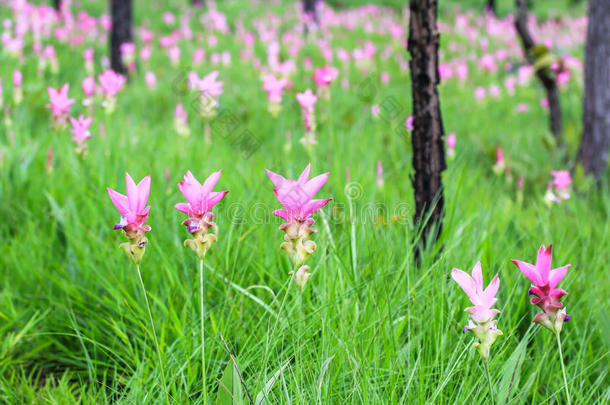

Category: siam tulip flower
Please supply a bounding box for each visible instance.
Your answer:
[107,173,152,265]
[451,262,503,359]
[174,103,190,137]
[516,103,530,113]
[266,164,332,275]
[47,84,75,126]
[82,76,95,106]
[98,69,125,114]
[194,71,223,120]
[511,245,570,334]
[550,170,571,201]
[371,104,380,118]
[83,47,94,74]
[168,46,180,66]
[474,86,486,101]
[175,170,228,259]
[46,147,53,173]
[120,42,136,72]
[262,73,289,117]
[312,65,339,100]
[456,63,468,82]
[376,161,384,188]
[145,71,156,89]
[489,85,500,99]
[492,147,505,175]
[193,48,206,65]
[13,70,23,105]
[405,115,414,131]
[296,89,318,146]
[290,265,312,292]
[140,46,152,62]
[380,72,390,84]
[68,114,92,155]
[447,132,457,159]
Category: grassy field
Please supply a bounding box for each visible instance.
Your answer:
[0,0,608,403]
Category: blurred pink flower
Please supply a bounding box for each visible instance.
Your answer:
[47,84,75,122]
[107,173,152,236]
[98,69,125,98]
[69,114,92,143]
[145,71,156,88]
[313,66,339,88]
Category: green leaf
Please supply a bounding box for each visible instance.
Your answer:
[255,359,291,405]
[496,329,533,405]
[216,362,244,405]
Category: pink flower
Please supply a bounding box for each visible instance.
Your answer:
[82,76,95,97]
[47,84,75,122]
[266,164,332,266]
[68,114,92,143]
[107,173,152,236]
[405,115,414,131]
[296,89,317,114]
[516,103,530,113]
[263,73,289,103]
[371,104,380,118]
[266,164,332,224]
[380,72,390,84]
[452,262,500,324]
[474,86,486,101]
[145,71,157,88]
[98,69,125,98]
[196,71,223,98]
[550,170,571,200]
[312,65,339,88]
[447,132,457,149]
[452,262,503,359]
[376,161,384,187]
[175,170,228,233]
[83,47,94,62]
[13,70,22,87]
[511,245,570,333]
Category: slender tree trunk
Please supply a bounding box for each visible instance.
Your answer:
[408,0,446,251]
[110,0,132,75]
[303,0,318,25]
[486,0,496,15]
[515,0,562,138]
[191,0,204,7]
[577,0,610,181]
[53,0,61,11]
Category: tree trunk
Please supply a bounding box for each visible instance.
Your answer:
[303,0,318,24]
[577,0,610,181]
[191,0,204,7]
[110,0,132,75]
[407,0,446,252]
[486,0,496,15]
[515,0,562,138]
[53,0,61,11]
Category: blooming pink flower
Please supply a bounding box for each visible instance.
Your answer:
[175,170,228,232]
[511,245,570,333]
[451,262,502,359]
[107,173,152,236]
[312,65,339,88]
[196,71,223,98]
[447,132,457,149]
[405,115,414,131]
[263,73,289,103]
[376,161,384,187]
[82,76,95,97]
[98,69,125,98]
[550,170,571,201]
[266,164,331,224]
[68,114,92,143]
[13,70,22,87]
[296,89,317,114]
[145,71,156,88]
[47,84,75,122]
[474,86,486,101]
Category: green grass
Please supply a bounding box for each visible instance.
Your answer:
[0,1,609,404]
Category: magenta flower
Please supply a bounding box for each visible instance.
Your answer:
[296,89,317,114]
[263,73,289,103]
[98,69,125,103]
[452,262,503,359]
[266,164,332,268]
[551,171,571,201]
[313,66,339,100]
[175,170,228,258]
[47,84,75,125]
[107,173,151,264]
[82,76,95,98]
[511,244,570,334]
[296,90,318,146]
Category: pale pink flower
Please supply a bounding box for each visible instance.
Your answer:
[550,170,571,200]
[516,103,530,113]
[376,161,384,187]
[312,65,339,88]
[82,76,95,97]
[13,70,22,87]
[196,71,223,98]
[371,104,380,118]
[263,73,289,103]
[98,69,125,98]
[145,71,156,88]
[107,173,152,236]
[447,132,457,149]
[474,86,486,101]
[511,245,570,333]
[68,114,92,143]
[405,115,414,131]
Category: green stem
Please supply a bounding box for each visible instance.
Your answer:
[200,259,208,405]
[135,265,169,404]
[484,359,494,401]
[555,332,571,405]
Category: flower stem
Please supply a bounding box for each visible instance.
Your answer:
[199,258,208,405]
[555,332,571,405]
[484,359,494,401]
[135,265,169,404]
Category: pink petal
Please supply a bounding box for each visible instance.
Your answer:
[471,262,483,291]
[535,244,552,284]
[266,169,289,189]
[298,164,311,183]
[136,174,151,213]
[511,259,540,285]
[125,173,139,213]
[206,190,229,211]
[107,187,129,217]
[481,274,500,307]
[301,198,332,218]
[201,170,222,197]
[272,209,290,220]
[451,268,478,305]
[174,202,190,214]
[549,264,569,289]
[302,172,330,200]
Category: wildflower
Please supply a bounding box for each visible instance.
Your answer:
[405,115,414,131]
[551,171,571,201]
[13,70,22,104]
[145,71,157,89]
[47,84,75,127]
[194,71,223,119]
[83,47,94,75]
[120,42,136,72]
[266,164,332,270]
[107,173,152,265]
[68,114,92,155]
[511,244,570,334]
[98,69,125,114]
[175,170,228,259]
[452,262,503,359]
[376,161,384,188]
[492,147,505,175]
[262,73,289,117]
[296,89,318,146]
[174,104,190,137]
[447,132,457,159]
[312,65,338,100]
[82,76,95,107]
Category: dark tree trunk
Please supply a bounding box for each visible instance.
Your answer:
[486,0,496,15]
[515,0,562,138]
[303,0,318,24]
[191,0,204,7]
[577,0,610,181]
[110,0,132,75]
[53,0,61,11]
[407,0,446,251]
